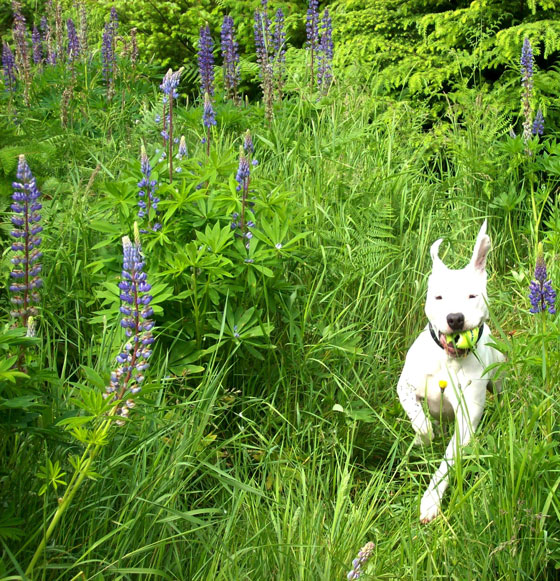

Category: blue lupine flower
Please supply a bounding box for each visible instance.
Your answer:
[67,18,80,61]
[2,42,16,92]
[317,9,333,92]
[160,67,182,103]
[306,0,319,52]
[198,24,214,98]
[243,129,254,154]
[529,245,556,315]
[273,8,286,96]
[254,10,269,76]
[32,26,43,64]
[110,6,119,35]
[235,152,250,192]
[203,92,217,128]
[177,135,187,159]
[101,21,115,96]
[521,38,533,85]
[107,234,155,423]
[10,155,43,326]
[346,542,375,580]
[138,146,160,230]
[521,38,534,146]
[532,108,544,136]
[221,15,240,102]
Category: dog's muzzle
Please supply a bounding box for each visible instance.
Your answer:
[429,323,484,358]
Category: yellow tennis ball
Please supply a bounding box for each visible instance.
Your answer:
[446,327,480,349]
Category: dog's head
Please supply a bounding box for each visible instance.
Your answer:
[425,221,491,350]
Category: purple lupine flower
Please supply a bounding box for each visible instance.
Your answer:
[160,68,182,181]
[40,15,56,65]
[177,135,187,159]
[106,234,155,423]
[243,129,254,154]
[529,245,556,315]
[221,15,240,103]
[532,108,544,136]
[203,92,216,128]
[78,1,88,57]
[12,7,31,104]
[32,26,43,64]
[138,146,160,230]
[110,6,119,35]
[101,21,115,98]
[198,24,214,98]
[2,42,16,92]
[254,10,269,77]
[235,151,250,192]
[317,9,333,92]
[254,10,274,119]
[9,155,43,327]
[272,8,286,98]
[66,18,80,61]
[521,38,534,147]
[347,542,375,580]
[306,0,319,83]
[160,67,181,103]
[233,146,255,252]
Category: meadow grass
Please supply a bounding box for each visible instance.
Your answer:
[1,26,559,581]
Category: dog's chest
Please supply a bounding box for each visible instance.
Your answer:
[415,358,476,421]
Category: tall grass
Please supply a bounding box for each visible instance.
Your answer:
[1,35,559,581]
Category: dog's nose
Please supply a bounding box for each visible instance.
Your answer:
[446,313,465,331]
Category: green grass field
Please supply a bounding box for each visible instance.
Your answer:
[1,3,559,580]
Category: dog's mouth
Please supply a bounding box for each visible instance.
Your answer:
[439,332,469,358]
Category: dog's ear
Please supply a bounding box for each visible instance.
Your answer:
[470,219,491,272]
[430,238,445,268]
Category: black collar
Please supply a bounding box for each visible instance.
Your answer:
[429,322,485,352]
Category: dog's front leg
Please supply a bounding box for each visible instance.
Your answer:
[419,392,485,523]
[397,374,433,446]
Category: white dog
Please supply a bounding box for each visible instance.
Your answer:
[397,220,504,523]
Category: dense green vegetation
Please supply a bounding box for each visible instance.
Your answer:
[0,0,559,579]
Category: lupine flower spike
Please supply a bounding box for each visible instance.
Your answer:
[273,9,286,100]
[529,244,556,315]
[101,21,115,99]
[32,26,43,65]
[198,24,214,98]
[232,145,255,254]
[176,135,187,161]
[347,542,375,580]
[306,0,319,90]
[532,108,544,137]
[203,91,216,155]
[10,155,43,328]
[254,8,273,120]
[317,9,333,93]
[520,38,534,150]
[221,16,240,104]
[2,42,16,93]
[106,230,155,425]
[160,67,182,181]
[138,145,161,232]
[12,6,31,105]
[67,18,80,63]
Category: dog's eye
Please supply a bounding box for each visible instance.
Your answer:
[469,294,477,299]
[435,296,443,300]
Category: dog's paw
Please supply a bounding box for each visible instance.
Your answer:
[420,491,441,523]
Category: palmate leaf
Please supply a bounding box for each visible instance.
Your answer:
[0,512,24,541]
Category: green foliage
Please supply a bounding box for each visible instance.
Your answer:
[332,0,560,121]
[0,0,560,578]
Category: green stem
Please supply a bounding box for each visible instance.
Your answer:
[25,420,111,577]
